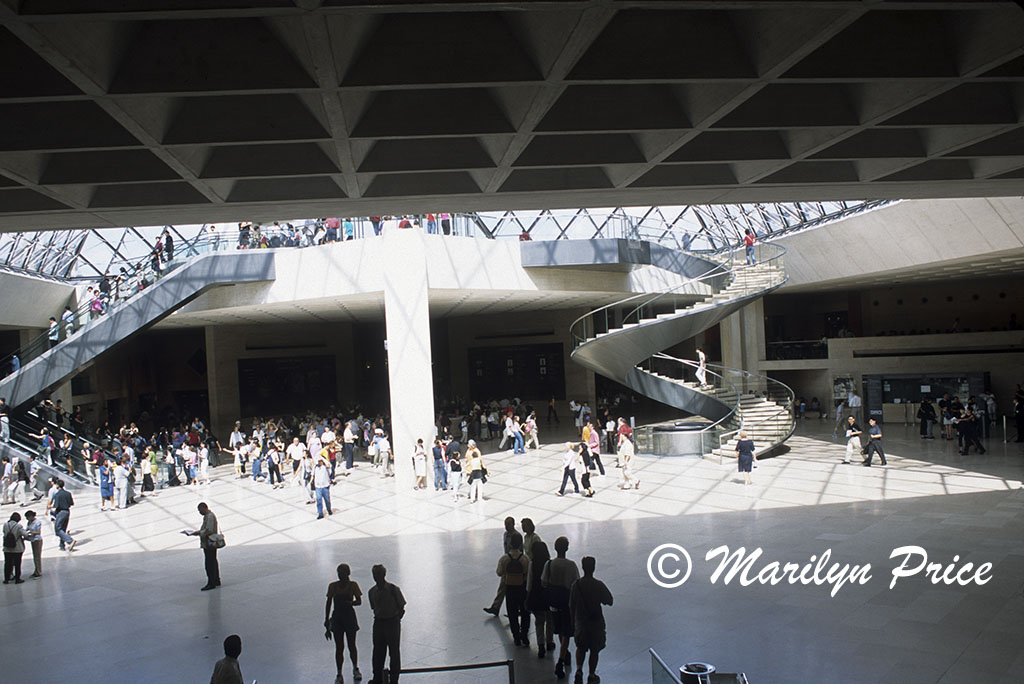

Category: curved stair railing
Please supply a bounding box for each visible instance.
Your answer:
[570,239,794,457]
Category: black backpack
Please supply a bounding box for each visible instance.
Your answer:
[505,553,525,587]
[3,523,16,549]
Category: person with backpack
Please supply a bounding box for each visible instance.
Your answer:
[3,511,30,584]
[497,533,530,646]
[542,536,580,680]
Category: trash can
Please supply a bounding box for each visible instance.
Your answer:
[680,662,716,684]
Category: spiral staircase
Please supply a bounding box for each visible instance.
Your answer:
[567,241,796,459]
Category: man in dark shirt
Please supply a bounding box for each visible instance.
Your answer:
[862,418,887,467]
[570,556,614,684]
[368,564,406,684]
[50,479,75,551]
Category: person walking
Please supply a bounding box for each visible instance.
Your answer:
[51,479,75,551]
[314,456,334,519]
[368,564,405,684]
[831,398,846,438]
[842,415,862,465]
[557,442,580,496]
[3,511,30,584]
[585,422,604,476]
[735,431,756,485]
[24,510,42,578]
[542,536,580,680]
[188,501,221,590]
[862,418,887,467]
[497,533,530,647]
[484,517,518,616]
[524,412,540,450]
[325,563,363,684]
[694,348,707,388]
[618,430,639,490]
[569,556,614,684]
[210,634,244,684]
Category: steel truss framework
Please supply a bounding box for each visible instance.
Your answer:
[0,199,888,281]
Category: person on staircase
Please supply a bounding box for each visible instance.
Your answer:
[744,229,757,265]
[694,348,708,389]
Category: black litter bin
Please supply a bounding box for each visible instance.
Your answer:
[680,662,716,684]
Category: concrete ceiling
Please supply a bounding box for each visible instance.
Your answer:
[3,1,1024,232]
[154,288,638,328]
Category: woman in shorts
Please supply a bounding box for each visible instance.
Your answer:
[325,563,362,683]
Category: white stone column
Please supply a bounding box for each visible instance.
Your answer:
[382,229,435,481]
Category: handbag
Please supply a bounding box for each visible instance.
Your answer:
[209,533,226,549]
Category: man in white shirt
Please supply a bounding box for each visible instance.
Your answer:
[342,421,356,472]
[848,391,863,425]
[313,457,333,519]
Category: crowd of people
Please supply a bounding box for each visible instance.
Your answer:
[482,517,614,684]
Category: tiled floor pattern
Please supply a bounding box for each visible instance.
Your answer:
[1,420,1022,683]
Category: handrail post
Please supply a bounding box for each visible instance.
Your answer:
[508,658,515,684]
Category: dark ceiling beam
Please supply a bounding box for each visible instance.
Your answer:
[0,4,226,207]
[483,2,618,193]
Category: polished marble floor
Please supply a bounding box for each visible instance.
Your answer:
[1,419,1022,684]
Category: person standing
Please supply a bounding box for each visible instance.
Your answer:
[47,317,59,349]
[527,539,555,659]
[917,398,937,439]
[210,634,244,684]
[694,348,707,388]
[51,479,75,551]
[431,439,447,491]
[3,511,30,584]
[862,418,887,467]
[189,502,220,591]
[412,439,427,490]
[511,415,525,455]
[848,391,863,425]
[743,228,757,265]
[569,556,614,684]
[61,305,75,339]
[448,444,463,501]
[831,397,847,440]
[497,533,530,647]
[99,458,114,510]
[465,442,485,503]
[368,564,405,684]
[842,415,862,465]
[314,456,334,518]
[557,442,580,496]
[325,563,363,684]
[0,396,9,444]
[542,536,580,680]
[439,211,451,235]
[24,510,42,578]
[547,396,560,425]
[113,456,129,509]
[343,421,357,473]
[735,431,756,485]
